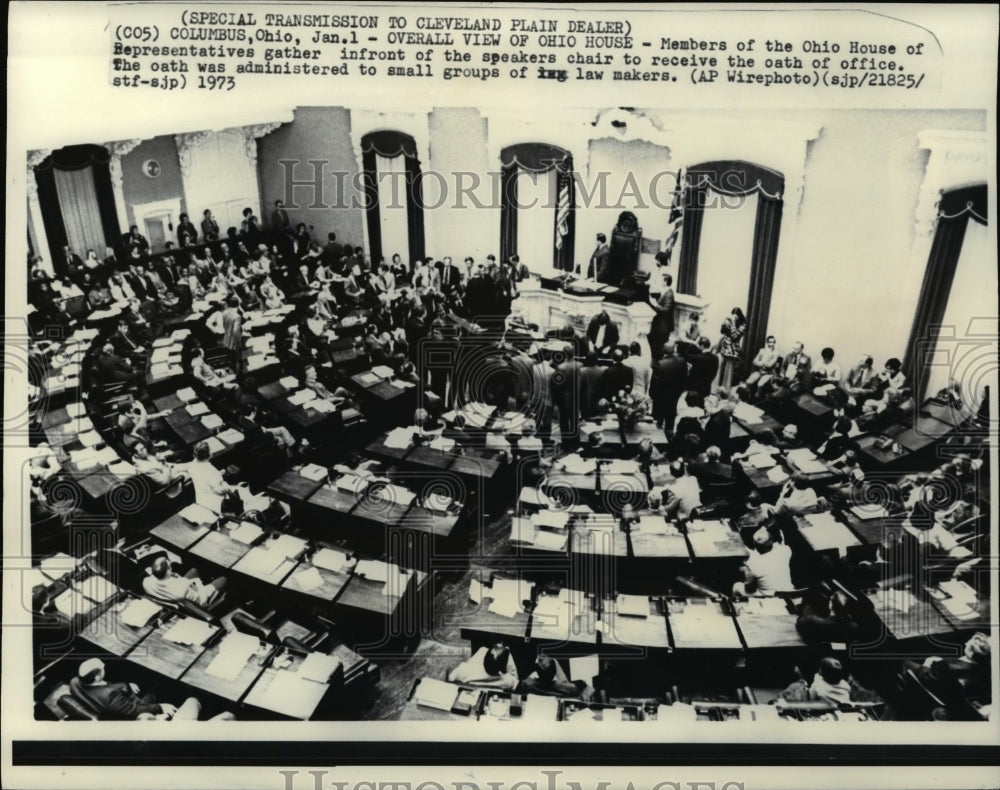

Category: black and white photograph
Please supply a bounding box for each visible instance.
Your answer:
[4,3,998,789]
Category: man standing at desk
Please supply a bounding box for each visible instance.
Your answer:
[588,233,610,281]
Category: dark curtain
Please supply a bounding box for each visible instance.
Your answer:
[499,143,574,269]
[903,183,988,401]
[680,160,785,367]
[360,131,425,266]
[33,145,121,256]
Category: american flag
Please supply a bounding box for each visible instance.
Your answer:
[661,167,686,266]
[554,172,571,250]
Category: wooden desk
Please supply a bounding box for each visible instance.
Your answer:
[793,513,862,554]
[306,483,360,517]
[350,495,411,529]
[180,636,275,703]
[599,597,671,650]
[895,416,954,453]
[865,589,955,640]
[929,586,992,632]
[666,598,742,650]
[529,593,599,648]
[242,649,332,720]
[188,526,254,569]
[685,521,750,561]
[398,506,460,538]
[78,595,158,656]
[267,469,325,503]
[453,600,532,644]
[628,522,691,560]
[334,568,427,620]
[920,400,965,429]
[128,617,220,680]
[732,596,806,649]
[77,469,119,500]
[366,436,413,463]
[449,452,501,483]
[150,513,212,550]
[280,553,354,605]
[230,544,300,586]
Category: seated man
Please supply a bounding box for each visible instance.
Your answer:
[521,655,594,700]
[774,423,804,450]
[905,632,991,705]
[659,461,703,520]
[190,347,240,396]
[110,317,146,358]
[131,443,188,488]
[842,354,878,401]
[733,527,794,596]
[861,357,908,416]
[778,657,876,707]
[736,490,776,533]
[142,555,227,608]
[447,642,520,691]
[95,343,139,386]
[73,658,178,720]
[690,445,734,486]
[743,335,781,394]
[760,340,812,401]
[775,474,821,515]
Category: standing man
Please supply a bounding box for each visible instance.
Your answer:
[649,342,688,431]
[220,295,244,377]
[271,199,291,235]
[551,343,583,447]
[588,233,610,281]
[201,209,220,241]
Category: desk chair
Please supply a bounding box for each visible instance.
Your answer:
[58,694,100,720]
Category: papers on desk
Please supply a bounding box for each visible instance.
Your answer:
[179,503,217,525]
[534,530,569,551]
[371,365,395,379]
[201,413,224,431]
[874,588,917,613]
[519,487,551,509]
[217,428,245,445]
[739,596,791,617]
[940,596,980,620]
[336,473,369,494]
[278,375,299,389]
[149,363,171,379]
[163,617,215,646]
[230,521,264,545]
[152,337,174,349]
[238,546,286,577]
[287,389,318,406]
[53,588,94,617]
[850,504,890,520]
[66,401,86,418]
[186,401,209,417]
[617,594,650,618]
[206,631,260,680]
[786,448,829,475]
[607,459,641,475]
[937,580,977,605]
[298,652,340,683]
[636,515,673,535]
[415,677,459,711]
[355,559,393,583]
[40,553,76,580]
[176,387,197,402]
[489,578,533,617]
[765,465,789,483]
[384,426,417,449]
[802,512,842,531]
[120,598,162,628]
[422,492,455,515]
[292,566,325,591]
[524,694,559,721]
[744,453,777,470]
[560,453,596,475]
[77,430,102,447]
[532,509,570,530]
[312,548,351,573]
[150,349,172,364]
[428,435,455,452]
[381,484,416,507]
[268,533,307,559]
[732,402,764,422]
[94,446,119,466]
[74,575,118,603]
[300,463,328,482]
[510,516,535,544]
[390,379,416,389]
[69,448,99,471]
[569,654,601,682]
[308,399,336,414]
[464,410,490,429]
[382,567,412,597]
[468,579,484,604]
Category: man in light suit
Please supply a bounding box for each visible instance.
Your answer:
[588,233,610,281]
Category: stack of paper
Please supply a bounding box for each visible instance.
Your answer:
[66,401,86,418]
[292,566,325,591]
[298,652,340,683]
[877,588,917,613]
[40,553,76,580]
[519,487,551,508]
[179,503,217,524]
[163,617,215,646]
[312,548,351,573]
[382,567,412,597]
[560,454,596,475]
[524,694,559,721]
[534,530,569,551]
[238,546,286,577]
[732,402,764,422]
[414,678,459,711]
[309,399,336,414]
[427,435,455,452]
[766,465,789,483]
[532,510,570,530]
[77,430,102,447]
[53,588,94,617]
[300,463,328,482]
[230,522,264,545]
[268,533,307,559]
[787,448,829,475]
[637,515,673,535]
[744,454,777,470]
[384,426,417,449]
[206,631,260,680]
[278,376,299,388]
[336,473,369,494]
[217,428,245,445]
[617,594,650,618]
[120,598,162,628]
[186,401,209,417]
[464,410,490,429]
[94,446,119,466]
[803,512,842,531]
[201,414,224,431]
[176,387,197,402]
[382,484,416,507]
[74,575,118,603]
[850,504,890,520]
[422,492,455,514]
[509,517,535,544]
[355,559,391,583]
[370,365,395,379]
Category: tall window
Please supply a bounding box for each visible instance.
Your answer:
[904,184,990,406]
[33,145,121,269]
[500,143,575,271]
[678,161,784,368]
[361,131,425,267]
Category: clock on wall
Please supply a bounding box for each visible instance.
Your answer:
[142,159,161,178]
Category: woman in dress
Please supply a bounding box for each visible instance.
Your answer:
[714,306,747,390]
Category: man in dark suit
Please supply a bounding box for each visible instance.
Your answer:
[703,395,733,459]
[599,347,634,401]
[686,336,720,398]
[271,199,291,234]
[72,658,174,720]
[579,353,605,420]
[649,342,688,430]
[201,209,220,241]
[95,343,138,385]
[110,318,146,358]
[690,445,734,485]
[586,311,620,355]
[588,233,610,281]
[58,245,85,280]
[322,232,343,271]
[550,343,583,445]
[435,256,462,295]
[176,213,198,247]
[762,340,812,402]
